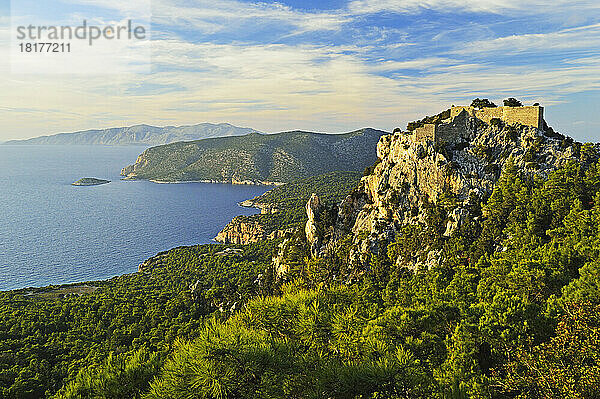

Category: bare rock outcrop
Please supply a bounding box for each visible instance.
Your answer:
[305,194,323,257]
[272,229,304,278]
[302,109,588,269]
[304,193,340,258]
[215,216,266,244]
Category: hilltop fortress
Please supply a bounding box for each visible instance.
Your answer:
[410,105,544,145]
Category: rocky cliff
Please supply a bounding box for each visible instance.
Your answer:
[214,216,267,244]
[215,216,296,244]
[215,171,363,245]
[303,108,592,269]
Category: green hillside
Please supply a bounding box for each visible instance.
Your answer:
[220,171,363,240]
[2,156,599,398]
[247,170,363,210]
[0,241,278,399]
[3,107,600,398]
[120,129,385,183]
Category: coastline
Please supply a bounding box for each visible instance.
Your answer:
[122,175,281,213]
[123,176,285,186]
[2,145,270,291]
[237,198,270,211]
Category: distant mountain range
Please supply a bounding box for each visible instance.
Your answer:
[121,128,387,184]
[3,123,262,146]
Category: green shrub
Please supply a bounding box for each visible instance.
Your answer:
[54,350,161,399]
[503,97,522,107]
[470,98,497,108]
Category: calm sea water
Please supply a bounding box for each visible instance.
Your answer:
[0,145,270,291]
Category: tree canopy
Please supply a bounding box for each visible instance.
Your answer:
[470,98,497,108]
[503,97,523,107]
[2,153,600,398]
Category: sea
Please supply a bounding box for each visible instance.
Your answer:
[0,145,270,291]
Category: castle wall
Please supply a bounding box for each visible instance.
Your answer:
[435,110,469,145]
[501,106,544,128]
[480,107,503,122]
[450,105,543,128]
[411,111,468,145]
[410,105,544,146]
[413,124,436,142]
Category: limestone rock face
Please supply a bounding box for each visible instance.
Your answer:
[305,194,323,257]
[268,227,296,240]
[444,207,470,237]
[120,152,150,179]
[304,193,341,258]
[215,216,295,246]
[189,280,201,302]
[304,112,587,267]
[215,216,266,244]
[272,230,303,278]
[137,252,169,273]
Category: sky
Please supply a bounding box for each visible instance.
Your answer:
[0,0,599,142]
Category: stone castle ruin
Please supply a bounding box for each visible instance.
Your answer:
[410,105,544,145]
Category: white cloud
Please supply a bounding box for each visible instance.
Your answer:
[371,57,453,71]
[347,0,600,15]
[4,32,599,140]
[2,0,600,140]
[60,0,152,19]
[454,23,600,55]
[151,0,350,35]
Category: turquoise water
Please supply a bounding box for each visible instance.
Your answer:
[0,145,269,291]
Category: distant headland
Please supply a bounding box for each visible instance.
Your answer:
[3,123,262,146]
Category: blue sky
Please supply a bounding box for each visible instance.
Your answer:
[1,0,599,141]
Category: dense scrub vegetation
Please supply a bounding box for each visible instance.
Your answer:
[0,242,276,398]
[2,152,600,398]
[146,156,600,398]
[470,98,497,108]
[406,109,451,131]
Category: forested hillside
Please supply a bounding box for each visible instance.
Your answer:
[120,129,385,184]
[17,152,597,399]
[153,156,600,398]
[0,242,277,398]
[244,170,364,210]
[2,105,600,398]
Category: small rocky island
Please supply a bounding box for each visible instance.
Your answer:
[72,178,110,186]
